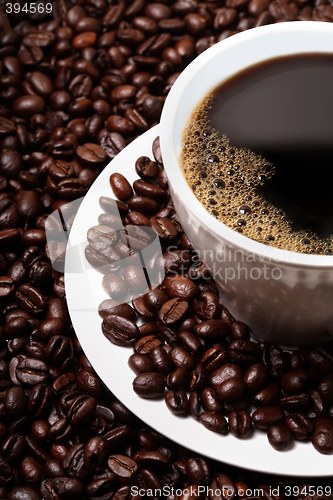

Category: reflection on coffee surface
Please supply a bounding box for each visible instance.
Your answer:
[181,54,333,254]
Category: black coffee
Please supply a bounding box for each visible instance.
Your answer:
[182,53,333,254]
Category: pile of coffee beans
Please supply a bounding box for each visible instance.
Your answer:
[87,136,333,457]
[1,0,333,497]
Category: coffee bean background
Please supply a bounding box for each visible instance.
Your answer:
[1,1,333,498]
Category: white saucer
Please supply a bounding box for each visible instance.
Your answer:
[65,125,333,477]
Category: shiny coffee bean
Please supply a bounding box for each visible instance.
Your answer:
[133,372,165,398]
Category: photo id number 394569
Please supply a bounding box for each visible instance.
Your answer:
[284,485,332,497]
[5,2,52,13]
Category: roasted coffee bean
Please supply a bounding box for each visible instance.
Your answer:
[281,368,309,394]
[228,410,252,438]
[150,216,177,242]
[120,224,153,250]
[279,393,310,412]
[201,345,228,373]
[133,372,165,398]
[216,377,247,403]
[110,173,133,201]
[0,276,15,298]
[285,413,314,440]
[195,319,230,340]
[210,364,243,390]
[166,367,190,390]
[76,143,107,168]
[158,298,189,325]
[15,284,46,315]
[135,156,159,180]
[102,315,139,347]
[12,96,46,119]
[128,353,155,375]
[267,424,293,450]
[165,390,188,415]
[87,225,118,247]
[252,381,281,407]
[252,406,285,430]
[4,386,26,418]
[199,411,228,434]
[123,265,147,293]
[201,387,223,414]
[243,362,269,394]
[16,358,49,386]
[231,321,250,340]
[67,394,97,425]
[228,340,261,367]
[311,418,333,454]
[102,273,128,299]
[135,335,162,354]
[98,299,135,320]
[163,275,198,301]
[178,331,202,358]
[261,342,288,378]
[150,347,172,374]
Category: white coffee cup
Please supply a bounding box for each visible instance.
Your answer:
[160,21,333,347]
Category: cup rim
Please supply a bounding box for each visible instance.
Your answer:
[160,21,333,269]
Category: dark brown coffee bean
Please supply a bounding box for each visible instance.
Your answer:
[252,406,285,430]
[243,362,269,394]
[102,315,139,347]
[135,335,162,354]
[231,321,250,340]
[133,372,165,398]
[201,345,228,373]
[228,340,261,366]
[0,276,15,298]
[4,386,26,418]
[184,457,210,486]
[158,298,189,325]
[150,216,177,243]
[261,342,288,378]
[163,275,198,301]
[12,96,46,119]
[135,156,159,180]
[8,486,42,500]
[209,473,236,500]
[166,367,190,390]
[178,331,202,358]
[67,394,97,425]
[150,347,172,374]
[279,393,310,412]
[195,319,230,340]
[110,173,133,201]
[16,358,49,386]
[267,424,293,450]
[201,387,223,414]
[165,390,188,415]
[127,196,160,216]
[252,381,281,407]
[318,373,333,404]
[228,410,252,438]
[128,353,155,375]
[170,346,196,372]
[210,364,243,390]
[311,418,333,454]
[76,143,107,168]
[199,411,228,434]
[285,413,314,441]
[281,368,309,394]
[216,377,247,404]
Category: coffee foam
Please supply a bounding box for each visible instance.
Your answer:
[181,95,333,255]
